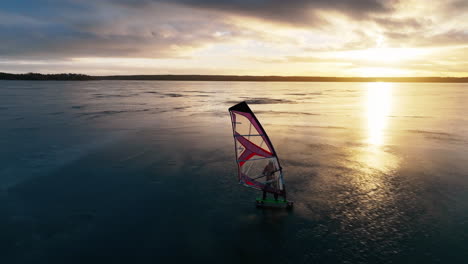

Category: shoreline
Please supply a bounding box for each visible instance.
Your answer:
[1,72,468,83]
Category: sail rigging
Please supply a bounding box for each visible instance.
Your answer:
[228,101,285,196]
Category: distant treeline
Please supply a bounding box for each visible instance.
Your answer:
[1,72,468,83]
[0,72,93,81]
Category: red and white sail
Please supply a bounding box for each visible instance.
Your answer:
[228,102,285,195]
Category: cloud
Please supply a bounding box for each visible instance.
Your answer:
[374,17,431,32]
[373,0,468,48]
[113,0,398,25]
[0,1,250,59]
[0,0,454,60]
[384,30,468,47]
[0,0,467,76]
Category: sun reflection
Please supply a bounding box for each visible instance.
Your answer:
[346,82,398,201]
[366,82,392,146]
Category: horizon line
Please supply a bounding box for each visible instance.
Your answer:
[1,72,468,83]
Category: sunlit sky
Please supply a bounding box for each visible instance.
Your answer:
[1,0,467,76]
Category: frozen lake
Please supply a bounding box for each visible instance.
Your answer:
[1,80,467,263]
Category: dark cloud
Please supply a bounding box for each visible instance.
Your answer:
[424,30,468,46]
[382,28,468,47]
[114,0,397,25]
[374,17,431,31]
[443,0,468,17]
[0,1,245,59]
[0,24,188,59]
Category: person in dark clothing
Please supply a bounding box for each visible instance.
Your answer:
[262,160,278,200]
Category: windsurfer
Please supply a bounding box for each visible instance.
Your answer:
[262,160,278,200]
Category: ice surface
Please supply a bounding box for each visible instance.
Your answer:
[1,80,467,263]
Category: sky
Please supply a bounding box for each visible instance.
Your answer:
[0,0,467,77]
